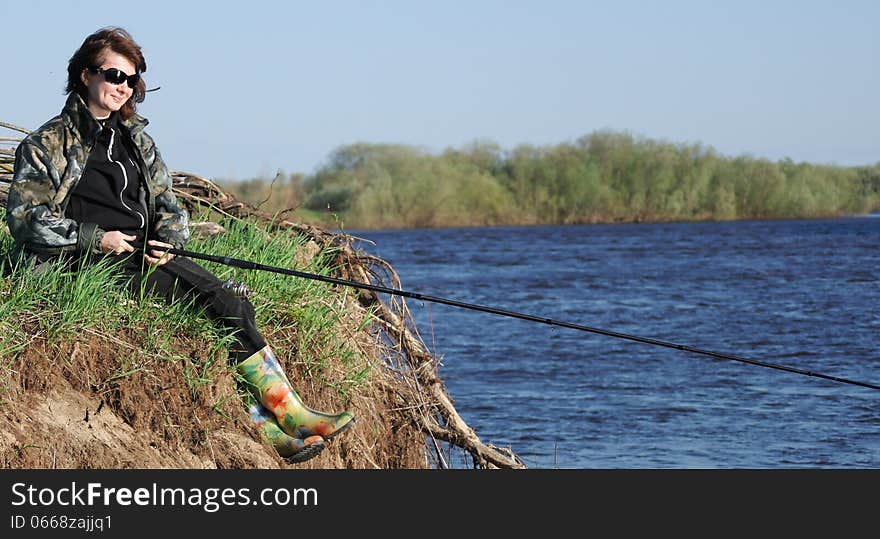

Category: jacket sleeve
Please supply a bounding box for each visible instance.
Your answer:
[6,138,104,256]
[141,133,190,249]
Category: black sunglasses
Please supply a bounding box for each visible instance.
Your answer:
[89,66,140,89]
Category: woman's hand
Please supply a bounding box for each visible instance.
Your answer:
[100,231,137,255]
[144,239,175,266]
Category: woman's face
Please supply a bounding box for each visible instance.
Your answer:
[81,50,137,119]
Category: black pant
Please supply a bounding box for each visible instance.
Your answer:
[116,254,267,362]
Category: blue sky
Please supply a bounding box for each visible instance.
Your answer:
[1,1,877,181]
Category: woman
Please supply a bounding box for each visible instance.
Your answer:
[5,26,353,464]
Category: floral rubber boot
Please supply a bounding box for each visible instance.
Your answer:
[236,345,355,441]
[244,393,327,463]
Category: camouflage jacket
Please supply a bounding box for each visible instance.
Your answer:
[6,93,189,259]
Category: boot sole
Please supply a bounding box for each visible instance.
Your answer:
[286,439,327,464]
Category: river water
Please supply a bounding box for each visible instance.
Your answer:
[347,217,879,468]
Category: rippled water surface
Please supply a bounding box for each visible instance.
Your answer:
[348,217,879,468]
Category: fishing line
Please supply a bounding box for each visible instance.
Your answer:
[148,245,880,392]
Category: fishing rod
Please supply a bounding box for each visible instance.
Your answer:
[150,245,880,392]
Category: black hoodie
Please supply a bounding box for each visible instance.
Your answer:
[66,112,148,242]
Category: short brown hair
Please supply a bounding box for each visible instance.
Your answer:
[66,27,148,119]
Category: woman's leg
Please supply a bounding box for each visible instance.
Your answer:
[123,256,353,460]
[125,256,266,358]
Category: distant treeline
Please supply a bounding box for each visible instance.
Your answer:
[222,130,880,229]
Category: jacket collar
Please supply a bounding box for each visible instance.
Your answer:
[61,93,149,146]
